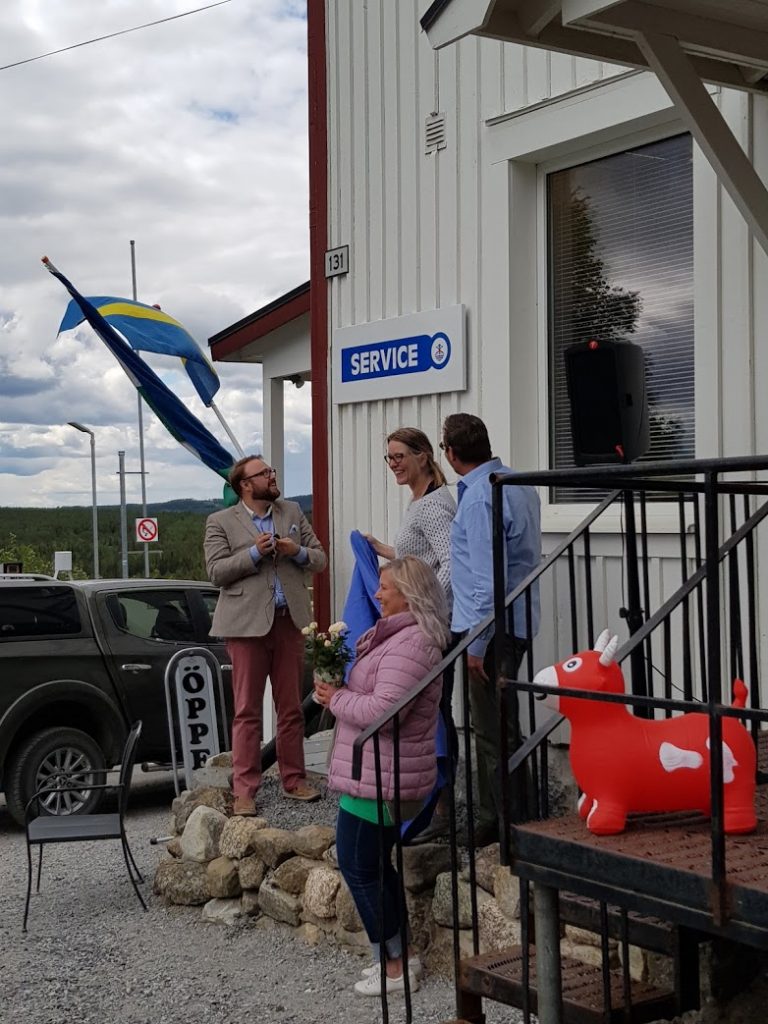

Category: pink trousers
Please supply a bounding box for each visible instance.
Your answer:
[226,613,306,797]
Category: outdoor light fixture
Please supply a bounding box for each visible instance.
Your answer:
[67,421,99,578]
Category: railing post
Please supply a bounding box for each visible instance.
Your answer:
[533,883,563,1024]
[704,470,727,923]
[492,477,520,864]
[622,487,649,712]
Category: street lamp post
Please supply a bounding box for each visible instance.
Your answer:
[67,422,99,579]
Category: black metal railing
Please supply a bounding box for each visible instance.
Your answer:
[350,454,768,1022]
[493,455,768,1023]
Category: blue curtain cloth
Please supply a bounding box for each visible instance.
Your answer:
[339,531,446,841]
[340,530,382,675]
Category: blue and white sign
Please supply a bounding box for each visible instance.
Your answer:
[333,305,466,404]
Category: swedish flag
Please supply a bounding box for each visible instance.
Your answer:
[58,295,220,407]
[46,259,234,482]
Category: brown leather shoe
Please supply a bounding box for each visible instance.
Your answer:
[233,795,257,816]
[283,781,321,802]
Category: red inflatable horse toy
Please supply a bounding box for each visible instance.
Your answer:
[533,630,757,836]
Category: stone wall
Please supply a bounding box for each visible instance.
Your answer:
[152,784,531,970]
[152,785,679,989]
[154,756,681,990]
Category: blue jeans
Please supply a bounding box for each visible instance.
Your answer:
[336,808,404,959]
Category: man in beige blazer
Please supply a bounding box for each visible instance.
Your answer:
[204,453,327,815]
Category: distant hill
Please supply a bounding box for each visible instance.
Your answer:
[145,497,224,516]
[144,494,313,515]
[0,494,314,580]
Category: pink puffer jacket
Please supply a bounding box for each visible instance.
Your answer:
[327,611,443,801]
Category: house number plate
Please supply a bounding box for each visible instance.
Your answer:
[325,245,349,278]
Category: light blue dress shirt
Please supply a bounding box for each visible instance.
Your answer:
[244,503,309,608]
[450,458,541,657]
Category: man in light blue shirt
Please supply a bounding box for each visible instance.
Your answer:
[442,414,541,844]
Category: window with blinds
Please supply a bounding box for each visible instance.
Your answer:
[548,133,694,503]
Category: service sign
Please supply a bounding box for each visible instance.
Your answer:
[333,305,466,404]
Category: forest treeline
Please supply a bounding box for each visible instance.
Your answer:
[0,496,312,580]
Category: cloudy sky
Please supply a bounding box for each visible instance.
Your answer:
[0,0,312,508]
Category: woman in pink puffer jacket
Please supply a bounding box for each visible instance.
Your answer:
[314,556,450,998]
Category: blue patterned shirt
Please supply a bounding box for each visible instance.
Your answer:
[243,502,309,608]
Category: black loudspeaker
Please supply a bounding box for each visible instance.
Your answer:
[565,339,649,465]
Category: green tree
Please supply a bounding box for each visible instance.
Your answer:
[0,534,56,576]
[558,187,642,344]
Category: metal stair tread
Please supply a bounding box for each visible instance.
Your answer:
[459,945,678,1024]
[559,890,676,953]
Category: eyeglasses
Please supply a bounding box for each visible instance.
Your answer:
[439,441,449,451]
[384,452,411,466]
[243,467,276,482]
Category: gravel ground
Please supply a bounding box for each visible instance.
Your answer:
[1,769,522,1024]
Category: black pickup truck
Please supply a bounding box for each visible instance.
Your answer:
[0,578,229,825]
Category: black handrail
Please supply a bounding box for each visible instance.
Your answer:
[350,491,620,780]
[493,456,768,938]
[347,453,768,1019]
[493,451,768,485]
[617,494,768,664]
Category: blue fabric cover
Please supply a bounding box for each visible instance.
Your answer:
[340,531,382,674]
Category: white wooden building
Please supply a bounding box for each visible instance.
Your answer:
[304,1,768,679]
[211,4,768,680]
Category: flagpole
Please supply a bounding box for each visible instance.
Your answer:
[209,400,245,457]
[130,240,150,578]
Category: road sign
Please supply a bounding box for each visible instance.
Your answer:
[135,517,159,543]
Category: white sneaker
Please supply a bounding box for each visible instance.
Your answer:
[362,956,423,980]
[353,964,421,997]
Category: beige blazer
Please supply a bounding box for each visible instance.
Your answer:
[204,500,327,638]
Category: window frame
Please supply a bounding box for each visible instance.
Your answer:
[106,589,196,644]
[535,125,697,535]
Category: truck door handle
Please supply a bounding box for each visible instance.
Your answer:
[221,664,232,671]
[121,663,151,671]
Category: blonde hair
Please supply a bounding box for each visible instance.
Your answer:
[382,555,450,649]
[387,427,446,488]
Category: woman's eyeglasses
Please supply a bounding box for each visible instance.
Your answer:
[384,453,410,466]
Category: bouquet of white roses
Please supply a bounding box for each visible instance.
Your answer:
[302,620,352,686]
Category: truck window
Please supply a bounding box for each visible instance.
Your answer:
[107,590,195,643]
[200,591,219,627]
[0,586,81,638]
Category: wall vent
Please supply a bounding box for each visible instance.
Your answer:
[425,112,446,154]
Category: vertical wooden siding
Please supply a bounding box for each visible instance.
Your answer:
[325,1,768,690]
[326,2,618,609]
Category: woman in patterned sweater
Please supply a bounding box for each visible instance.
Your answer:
[366,427,457,841]
[365,426,455,599]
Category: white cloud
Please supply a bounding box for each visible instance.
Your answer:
[0,0,312,507]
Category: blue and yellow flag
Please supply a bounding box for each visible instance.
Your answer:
[58,294,220,406]
[45,259,234,484]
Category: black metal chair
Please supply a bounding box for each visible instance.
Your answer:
[23,720,147,931]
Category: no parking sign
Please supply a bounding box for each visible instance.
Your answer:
[135,517,159,543]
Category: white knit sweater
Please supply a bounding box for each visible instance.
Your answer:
[394,484,456,601]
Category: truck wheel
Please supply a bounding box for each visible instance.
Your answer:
[5,728,106,825]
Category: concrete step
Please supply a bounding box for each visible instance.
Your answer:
[303,727,333,775]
